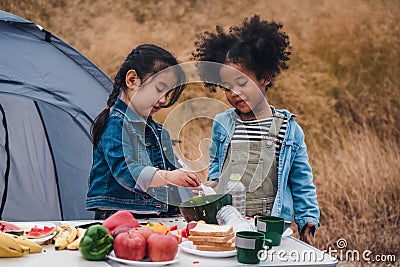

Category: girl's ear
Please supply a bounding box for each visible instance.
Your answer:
[262,73,272,87]
[126,69,141,90]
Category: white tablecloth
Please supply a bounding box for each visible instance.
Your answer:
[1,218,338,267]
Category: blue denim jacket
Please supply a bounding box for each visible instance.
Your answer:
[86,99,180,212]
[208,108,320,232]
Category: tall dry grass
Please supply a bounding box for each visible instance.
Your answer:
[312,127,400,264]
[1,0,399,265]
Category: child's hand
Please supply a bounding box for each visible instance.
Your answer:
[300,222,315,246]
[192,180,219,195]
[164,169,202,187]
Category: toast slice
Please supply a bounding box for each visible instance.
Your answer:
[192,236,235,248]
[195,243,236,251]
[189,224,233,237]
[188,232,234,243]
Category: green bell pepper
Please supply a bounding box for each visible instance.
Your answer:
[79,224,114,261]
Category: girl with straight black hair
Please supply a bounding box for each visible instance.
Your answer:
[87,44,201,219]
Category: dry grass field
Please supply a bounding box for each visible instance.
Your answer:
[1,0,399,265]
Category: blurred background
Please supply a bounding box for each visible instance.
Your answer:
[1,0,399,265]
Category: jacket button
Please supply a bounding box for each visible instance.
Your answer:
[163,147,167,151]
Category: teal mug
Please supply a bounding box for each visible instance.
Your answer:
[255,215,284,246]
[235,231,272,264]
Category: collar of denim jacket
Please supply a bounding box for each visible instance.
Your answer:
[112,98,145,123]
[226,106,297,120]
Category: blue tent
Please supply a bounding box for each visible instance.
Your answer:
[0,11,112,221]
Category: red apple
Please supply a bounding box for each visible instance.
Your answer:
[112,226,133,238]
[170,232,182,244]
[131,227,154,241]
[147,232,178,262]
[114,231,146,261]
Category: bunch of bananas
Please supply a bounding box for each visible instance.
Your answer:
[0,231,42,257]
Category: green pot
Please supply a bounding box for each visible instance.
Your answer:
[179,194,232,224]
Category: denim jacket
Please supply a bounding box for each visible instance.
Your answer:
[208,108,320,232]
[86,99,180,212]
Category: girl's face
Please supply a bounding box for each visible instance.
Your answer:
[219,63,269,119]
[126,69,178,118]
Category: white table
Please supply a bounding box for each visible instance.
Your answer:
[1,218,338,267]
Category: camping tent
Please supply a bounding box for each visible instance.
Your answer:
[0,11,112,221]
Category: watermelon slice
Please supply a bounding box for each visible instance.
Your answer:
[0,221,24,236]
[26,225,56,239]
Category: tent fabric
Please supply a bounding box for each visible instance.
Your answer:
[0,11,113,221]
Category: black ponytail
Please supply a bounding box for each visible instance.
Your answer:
[91,44,186,146]
[90,82,120,147]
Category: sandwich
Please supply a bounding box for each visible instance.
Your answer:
[188,224,235,251]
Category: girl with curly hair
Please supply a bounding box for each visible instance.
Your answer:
[193,15,320,245]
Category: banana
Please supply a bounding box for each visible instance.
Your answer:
[0,231,24,257]
[20,245,30,255]
[54,225,78,250]
[0,246,24,257]
[66,228,86,250]
[54,236,68,250]
[6,233,42,253]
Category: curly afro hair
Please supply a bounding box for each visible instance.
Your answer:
[192,15,291,92]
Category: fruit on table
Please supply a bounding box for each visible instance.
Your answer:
[112,226,133,238]
[169,230,182,244]
[0,221,23,236]
[0,231,27,257]
[147,232,178,262]
[26,225,56,239]
[6,233,42,253]
[130,227,154,241]
[185,220,205,237]
[181,227,188,238]
[114,231,146,261]
[102,210,140,236]
[66,228,86,250]
[54,225,78,250]
[142,222,170,234]
[79,225,114,261]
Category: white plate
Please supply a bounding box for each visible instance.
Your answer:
[107,251,179,266]
[13,222,57,244]
[180,241,237,258]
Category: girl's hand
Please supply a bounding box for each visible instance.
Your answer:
[157,169,201,187]
[192,180,219,195]
[300,222,315,246]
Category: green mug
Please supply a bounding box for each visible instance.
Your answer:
[255,215,284,246]
[235,231,272,264]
